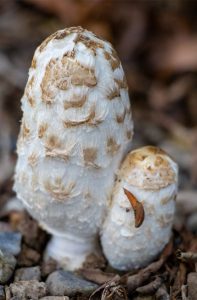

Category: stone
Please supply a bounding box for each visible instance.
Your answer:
[14,266,41,281]
[0,232,22,256]
[0,285,5,300]
[9,280,47,300]
[46,271,98,296]
[187,272,197,300]
[0,251,16,284]
[41,258,57,278]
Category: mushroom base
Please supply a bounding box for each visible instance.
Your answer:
[45,233,97,271]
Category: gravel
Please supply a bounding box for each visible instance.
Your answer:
[46,270,98,297]
[0,232,22,256]
[9,280,47,300]
[0,251,16,284]
[14,266,41,282]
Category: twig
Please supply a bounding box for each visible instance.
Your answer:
[176,250,197,263]
[155,284,170,300]
[89,275,120,300]
[127,240,173,293]
[80,268,116,285]
[136,276,163,295]
[181,285,188,300]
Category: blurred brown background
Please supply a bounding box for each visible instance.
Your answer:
[0,0,197,191]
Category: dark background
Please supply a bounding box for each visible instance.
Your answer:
[0,0,197,191]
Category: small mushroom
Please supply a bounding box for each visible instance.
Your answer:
[14,27,133,270]
[101,146,178,270]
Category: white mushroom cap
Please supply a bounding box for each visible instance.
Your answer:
[101,146,178,271]
[14,27,133,269]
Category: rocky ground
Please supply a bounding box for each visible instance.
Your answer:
[0,190,196,299]
[0,0,197,299]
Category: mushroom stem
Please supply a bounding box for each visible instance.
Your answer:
[45,233,97,270]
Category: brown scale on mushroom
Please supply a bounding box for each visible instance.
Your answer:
[38,123,48,139]
[116,110,126,123]
[27,96,35,108]
[31,57,37,69]
[126,130,134,140]
[20,120,30,140]
[39,32,58,52]
[44,179,76,201]
[83,147,99,168]
[41,57,97,104]
[45,136,75,162]
[25,76,36,107]
[45,149,71,162]
[106,137,120,156]
[28,153,38,167]
[63,105,104,127]
[104,51,111,61]
[107,87,120,100]
[45,135,62,151]
[61,58,97,87]
[64,95,87,110]
[104,50,121,71]
[39,27,84,53]
[115,77,128,90]
[41,59,57,104]
[75,34,104,55]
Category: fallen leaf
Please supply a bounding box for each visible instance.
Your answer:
[123,188,145,228]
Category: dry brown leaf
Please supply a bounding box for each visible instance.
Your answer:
[123,188,145,228]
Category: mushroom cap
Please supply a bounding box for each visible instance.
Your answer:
[14,27,133,239]
[118,146,178,190]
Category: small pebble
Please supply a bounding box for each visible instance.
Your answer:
[14,266,41,281]
[0,251,16,284]
[46,270,98,296]
[0,285,5,300]
[0,232,22,256]
[41,258,57,278]
[187,272,197,300]
[9,280,47,300]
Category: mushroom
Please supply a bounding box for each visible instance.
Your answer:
[101,146,178,271]
[14,27,133,270]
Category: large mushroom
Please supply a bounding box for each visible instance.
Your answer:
[101,146,178,270]
[14,27,133,270]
